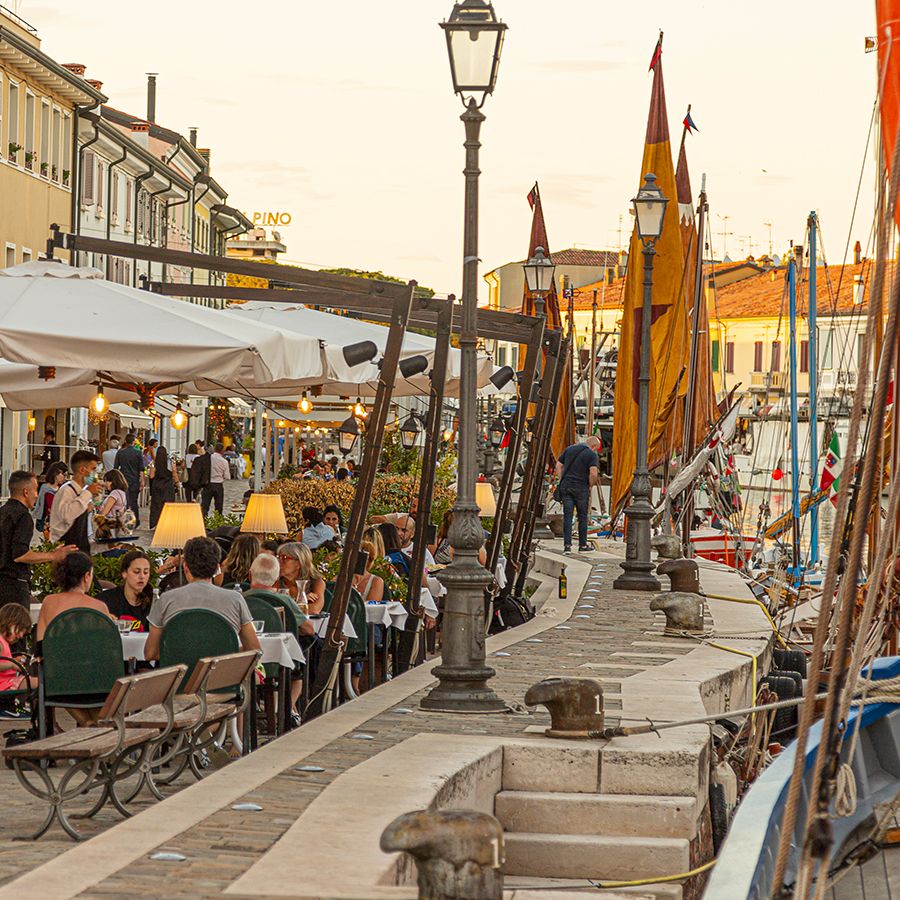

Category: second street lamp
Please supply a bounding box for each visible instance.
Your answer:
[523,246,555,316]
[422,0,508,714]
[614,172,669,593]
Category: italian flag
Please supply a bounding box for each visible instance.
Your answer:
[820,432,842,506]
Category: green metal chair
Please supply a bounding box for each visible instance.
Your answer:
[39,608,124,738]
[244,590,301,637]
[324,581,368,701]
[159,609,240,691]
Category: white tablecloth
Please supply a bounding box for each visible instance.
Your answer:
[365,601,408,630]
[29,603,40,625]
[419,588,439,617]
[426,575,447,598]
[310,614,357,639]
[119,632,305,666]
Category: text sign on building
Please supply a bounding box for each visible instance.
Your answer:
[251,212,292,226]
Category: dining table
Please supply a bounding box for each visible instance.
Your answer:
[364,601,408,687]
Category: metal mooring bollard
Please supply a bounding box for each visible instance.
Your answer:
[650,590,704,632]
[651,533,682,560]
[657,557,701,594]
[524,676,603,738]
[380,808,504,900]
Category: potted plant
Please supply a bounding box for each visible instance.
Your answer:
[39,161,48,176]
[24,150,34,170]
[51,164,57,180]
[8,142,21,161]
[62,168,70,186]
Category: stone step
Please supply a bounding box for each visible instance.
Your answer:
[503,832,691,881]
[495,791,698,839]
[503,741,600,793]
[504,875,682,900]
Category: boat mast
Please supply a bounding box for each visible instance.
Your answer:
[808,212,820,567]
[681,175,708,556]
[788,246,802,583]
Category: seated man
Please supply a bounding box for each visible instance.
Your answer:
[244,553,314,727]
[144,536,261,661]
[244,555,314,638]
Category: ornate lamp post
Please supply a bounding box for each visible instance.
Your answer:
[422,0,507,713]
[523,246,555,317]
[613,173,668,592]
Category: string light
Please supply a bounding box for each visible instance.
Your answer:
[298,391,313,414]
[91,386,109,416]
[27,415,36,433]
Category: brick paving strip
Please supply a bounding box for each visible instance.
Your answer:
[0,543,760,899]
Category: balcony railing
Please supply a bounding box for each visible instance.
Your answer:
[750,370,786,390]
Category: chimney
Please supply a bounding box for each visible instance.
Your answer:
[86,78,103,91]
[617,250,628,278]
[199,148,211,166]
[854,240,862,265]
[130,121,150,148]
[854,274,865,305]
[189,127,198,147]
[63,63,86,76]
[147,73,158,123]
[606,267,614,285]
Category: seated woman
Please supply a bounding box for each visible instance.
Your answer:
[277,542,326,613]
[217,533,260,590]
[36,552,115,725]
[99,549,153,632]
[429,511,487,566]
[0,603,36,693]
[95,469,130,539]
[300,507,336,551]
[322,505,345,542]
[377,523,410,579]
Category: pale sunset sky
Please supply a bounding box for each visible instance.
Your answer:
[14,0,879,294]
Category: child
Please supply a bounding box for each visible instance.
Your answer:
[0,603,35,693]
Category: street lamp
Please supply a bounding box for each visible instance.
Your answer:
[422,0,508,714]
[337,414,359,457]
[613,172,669,593]
[489,416,506,449]
[523,246,556,317]
[399,412,423,451]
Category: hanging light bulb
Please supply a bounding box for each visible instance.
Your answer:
[170,403,188,430]
[353,397,366,417]
[91,386,108,416]
[297,391,313,415]
[27,415,36,433]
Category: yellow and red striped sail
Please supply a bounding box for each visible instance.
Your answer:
[611,37,691,515]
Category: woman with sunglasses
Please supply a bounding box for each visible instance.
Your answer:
[277,542,326,613]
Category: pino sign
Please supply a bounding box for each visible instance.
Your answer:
[251,212,292,226]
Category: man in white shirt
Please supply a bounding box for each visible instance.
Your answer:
[397,514,435,568]
[201,442,231,516]
[101,436,120,473]
[50,450,104,553]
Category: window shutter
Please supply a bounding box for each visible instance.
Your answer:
[753,341,763,371]
[137,191,145,235]
[111,172,118,222]
[82,149,95,204]
[96,159,103,210]
[125,178,133,226]
[800,340,809,374]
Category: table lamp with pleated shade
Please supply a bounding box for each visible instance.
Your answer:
[150,502,207,549]
[240,493,289,535]
[475,482,497,518]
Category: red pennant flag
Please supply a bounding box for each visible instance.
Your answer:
[648,31,663,71]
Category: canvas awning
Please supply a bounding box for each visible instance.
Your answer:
[0,261,329,385]
[109,403,153,428]
[204,303,495,399]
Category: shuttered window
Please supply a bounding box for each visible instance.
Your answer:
[82,149,95,204]
[753,341,763,371]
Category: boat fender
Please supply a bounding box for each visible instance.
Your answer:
[772,648,807,678]
[709,760,738,853]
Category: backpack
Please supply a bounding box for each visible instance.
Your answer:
[188,452,211,489]
[488,592,534,634]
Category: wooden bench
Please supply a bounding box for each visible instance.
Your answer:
[3,665,186,840]
[124,651,259,797]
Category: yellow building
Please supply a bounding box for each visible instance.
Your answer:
[0,10,104,266]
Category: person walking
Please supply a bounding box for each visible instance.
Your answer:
[0,471,76,607]
[114,434,145,527]
[148,445,177,528]
[201,442,230,516]
[49,450,104,554]
[188,443,211,507]
[101,435,120,473]
[554,436,601,553]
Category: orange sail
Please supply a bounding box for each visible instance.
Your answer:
[878,0,900,226]
[611,35,691,515]
[519,184,576,461]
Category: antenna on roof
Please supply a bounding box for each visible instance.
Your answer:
[763,220,774,258]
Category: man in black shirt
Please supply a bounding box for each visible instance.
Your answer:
[0,471,75,606]
[555,436,601,553]
[114,433,145,527]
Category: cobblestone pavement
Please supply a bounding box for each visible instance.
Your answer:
[0,545,698,897]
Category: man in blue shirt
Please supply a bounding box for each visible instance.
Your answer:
[555,436,601,553]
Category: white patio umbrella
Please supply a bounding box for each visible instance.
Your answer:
[199,303,495,399]
[0,261,328,385]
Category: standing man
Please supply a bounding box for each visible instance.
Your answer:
[0,471,76,607]
[201,442,230,516]
[102,435,120,473]
[49,450,104,554]
[114,434,145,527]
[555,436,601,554]
[38,428,60,477]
